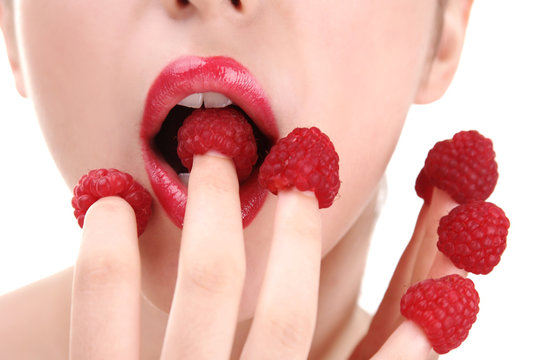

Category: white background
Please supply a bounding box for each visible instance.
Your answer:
[0,1,534,358]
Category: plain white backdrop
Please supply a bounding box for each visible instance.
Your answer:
[0,1,533,358]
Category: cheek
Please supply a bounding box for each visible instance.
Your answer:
[16,0,148,186]
[289,1,436,251]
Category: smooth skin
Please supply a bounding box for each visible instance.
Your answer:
[70,154,465,359]
[0,0,473,358]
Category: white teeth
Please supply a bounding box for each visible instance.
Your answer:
[177,92,233,109]
[203,92,232,108]
[178,93,203,108]
[178,173,190,186]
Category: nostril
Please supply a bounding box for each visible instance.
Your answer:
[230,0,242,10]
[175,0,241,11]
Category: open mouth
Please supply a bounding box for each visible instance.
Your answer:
[152,93,273,186]
[141,56,279,228]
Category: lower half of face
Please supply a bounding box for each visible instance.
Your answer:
[15,0,439,315]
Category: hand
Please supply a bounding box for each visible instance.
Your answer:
[69,153,468,359]
[69,153,323,359]
[351,188,467,360]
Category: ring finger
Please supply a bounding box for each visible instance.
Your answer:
[241,189,323,359]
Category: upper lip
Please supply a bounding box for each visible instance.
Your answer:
[140,56,278,228]
[141,56,278,142]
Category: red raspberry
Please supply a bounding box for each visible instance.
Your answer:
[72,169,153,236]
[176,108,258,182]
[416,130,498,204]
[400,274,480,354]
[258,127,340,209]
[415,168,433,204]
[438,201,509,275]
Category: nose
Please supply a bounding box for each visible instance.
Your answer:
[163,0,256,19]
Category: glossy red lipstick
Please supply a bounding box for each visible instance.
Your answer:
[141,56,278,228]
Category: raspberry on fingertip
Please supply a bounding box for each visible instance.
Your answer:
[258,127,340,209]
[416,130,498,204]
[437,201,510,275]
[400,274,480,354]
[176,107,258,182]
[72,168,152,236]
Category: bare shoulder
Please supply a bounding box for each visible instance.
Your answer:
[0,267,73,359]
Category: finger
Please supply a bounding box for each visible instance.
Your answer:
[351,188,457,360]
[351,203,430,359]
[70,196,141,360]
[409,189,458,283]
[160,153,245,360]
[240,189,322,360]
[427,251,467,279]
[421,191,468,279]
[371,321,432,360]
[373,251,469,360]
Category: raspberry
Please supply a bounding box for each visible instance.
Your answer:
[416,130,498,204]
[258,127,340,209]
[400,274,480,354]
[415,168,433,204]
[176,108,258,182]
[437,201,509,275]
[72,169,153,236]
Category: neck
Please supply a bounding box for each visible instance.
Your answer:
[231,187,381,359]
[309,188,379,359]
[140,188,381,360]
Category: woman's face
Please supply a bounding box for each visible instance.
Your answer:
[10,0,440,315]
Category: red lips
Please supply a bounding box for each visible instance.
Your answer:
[140,56,278,228]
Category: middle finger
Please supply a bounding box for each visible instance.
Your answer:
[160,153,246,360]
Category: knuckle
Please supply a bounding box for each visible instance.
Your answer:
[264,306,316,351]
[182,255,245,295]
[77,248,137,288]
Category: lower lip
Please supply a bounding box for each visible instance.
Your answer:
[140,56,274,228]
[141,146,267,228]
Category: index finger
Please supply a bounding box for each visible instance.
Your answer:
[70,196,141,360]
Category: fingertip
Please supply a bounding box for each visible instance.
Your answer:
[428,188,458,217]
[83,196,137,237]
[428,251,468,279]
[184,153,241,232]
[279,188,319,208]
[189,153,239,196]
[86,195,136,214]
[373,321,431,359]
[276,189,321,236]
[399,321,431,354]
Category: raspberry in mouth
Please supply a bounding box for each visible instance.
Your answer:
[152,95,272,185]
[140,56,279,228]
